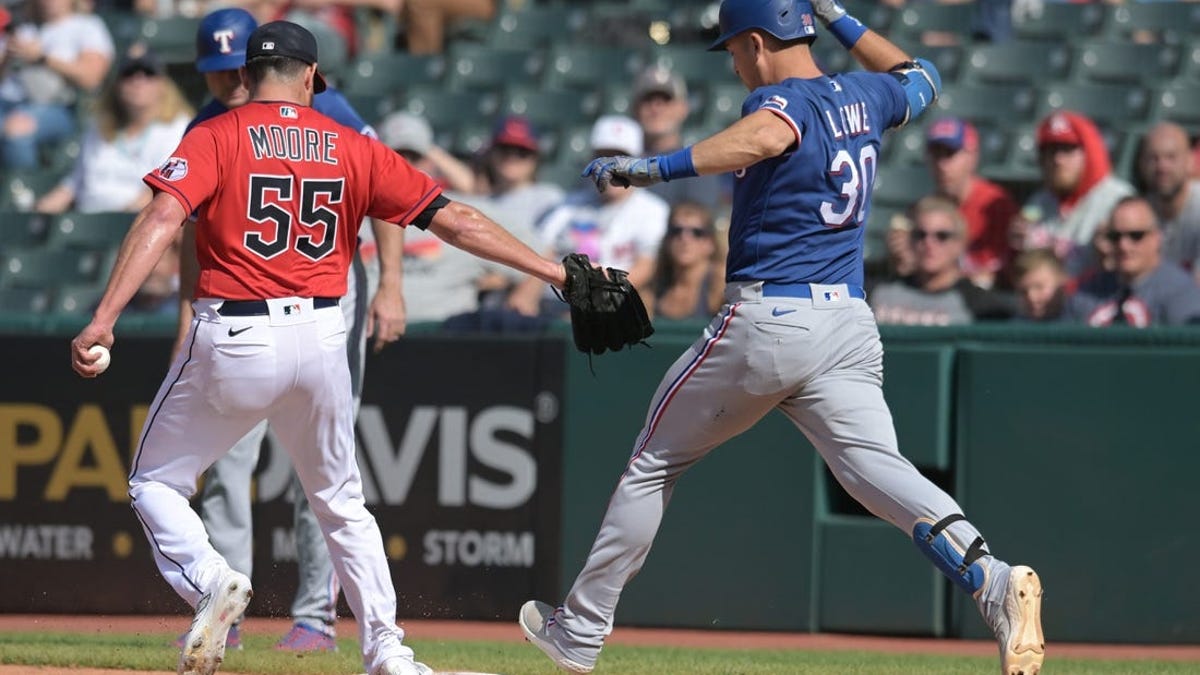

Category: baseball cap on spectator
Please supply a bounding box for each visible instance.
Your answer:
[1036,112,1083,147]
[590,115,643,156]
[246,21,326,93]
[491,115,540,153]
[379,112,433,156]
[118,50,166,78]
[926,116,978,152]
[0,6,12,33]
[633,64,687,102]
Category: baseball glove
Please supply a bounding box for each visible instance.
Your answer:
[560,253,654,355]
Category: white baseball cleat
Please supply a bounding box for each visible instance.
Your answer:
[373,646,433,675]
[518,600,594,674]
[177,568,253,675]
[988,565,1045,675]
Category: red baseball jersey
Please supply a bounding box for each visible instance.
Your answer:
[145,101,441,299]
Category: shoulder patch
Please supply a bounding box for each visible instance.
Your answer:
[763,94,789,111]
[158,157,188,182]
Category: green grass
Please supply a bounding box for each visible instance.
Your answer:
[0,631,1188,674]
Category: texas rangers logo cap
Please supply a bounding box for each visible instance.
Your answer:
[246,21,327,93]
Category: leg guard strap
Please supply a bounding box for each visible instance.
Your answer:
[913,515,989,594]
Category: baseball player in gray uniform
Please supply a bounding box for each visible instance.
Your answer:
[520,2,1045,674]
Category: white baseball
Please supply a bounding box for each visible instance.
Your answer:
[88,345,111,373]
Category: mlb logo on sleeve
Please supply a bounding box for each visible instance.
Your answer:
[158,157,188,181]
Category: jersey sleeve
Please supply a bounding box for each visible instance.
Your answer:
[743,85,803,146]
[365,139,443,225]
[867,72,910,131]
[143,124,221,215]
[314,89,372,136]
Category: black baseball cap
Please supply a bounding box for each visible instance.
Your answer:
[246,20,327,93]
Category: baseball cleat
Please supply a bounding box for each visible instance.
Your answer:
[274,622,337,652]
[177,568,253,675]
[172,624,241,651]
[372,646,433,675]
[992,565,1045,675]
[518,600,594,674]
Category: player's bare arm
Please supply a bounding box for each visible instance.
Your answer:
[691,109,797,172]
[429,201,567,289]
[368,217,406,352]
[72,191,187,376]
[170,219,199,362]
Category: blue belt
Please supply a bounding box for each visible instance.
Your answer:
[217,297,339,316]
[761,282,866,299]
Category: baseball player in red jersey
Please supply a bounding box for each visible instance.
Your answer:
[70,21,567,675]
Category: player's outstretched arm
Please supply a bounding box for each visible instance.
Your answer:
[72,191,188,376]
[428,201,566,289]
[583,109,794,194]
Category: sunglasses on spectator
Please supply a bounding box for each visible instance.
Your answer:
[910,229,957,243]
[668,225,710,239]
[1105,229,1152,243]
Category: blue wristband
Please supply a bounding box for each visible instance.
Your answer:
[828,14,867,50]
[657,147,697,182]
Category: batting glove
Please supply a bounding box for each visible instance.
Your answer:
[582,156,664,193]
[811,0,848,26]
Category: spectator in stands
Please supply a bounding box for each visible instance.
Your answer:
[400,0,496,54]
[508,114,669,317]
[1012,248,1070,322]
[631,64,724,214]
[870,195,1016,325]
[1138,122,1200,278]
[650,200,725,321]
[1074,196,1200,327]
[34,50,191,214]
[921,116,1019,288]
[377,110,475,193]
[0,0,114,168]
[1013,110,1134,277]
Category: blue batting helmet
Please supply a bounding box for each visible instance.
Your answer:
[195,7,258,73]
[707,0,817,51]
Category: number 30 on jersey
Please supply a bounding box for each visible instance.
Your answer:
[819,145,878,228]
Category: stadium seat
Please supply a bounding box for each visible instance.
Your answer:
[0,287,52,313]
[343,93,396,128]
[486,5,586,49]
[872,165,935,209]
[863,203,906,264]
[0,212,51,251]
[934,83,1037,127]
[499,86,599,129]
[842,0,898,35]
[1012,2,1106,43]
[1106,2,1200,45]
[1154,85,1200,128]
[53,284,104,314]
[986,127,1041,186]
[1037,83,1152,128]
[550,123,594,170]
[881,121,931,169]
[1073,41,1181,86]
[445,45,542,91]
[960,42,1071,86]
[0,169,68,212]
[97,10,144,53]
[398,88,501,130]
[891,3,976,44]
[542,44,645,90]
[644,46,732,87]
[699,81,748,129]
[340,53,446,97]
[45,212,132,251]
[1178,42,1200,83]
[0,248,105,289]
[597,82,634,116]
[138,16,201,64]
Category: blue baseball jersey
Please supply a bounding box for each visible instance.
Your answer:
[726,72,908,288]
[187,87,374,137]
